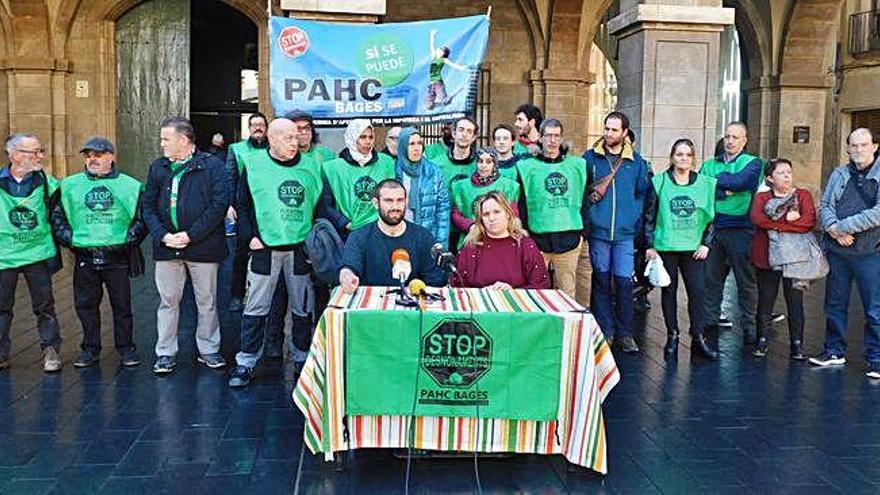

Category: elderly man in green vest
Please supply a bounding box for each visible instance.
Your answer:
[0,133,62,372]
[228,118,330,388]
[52,137,147,368]
[700,121,764,346]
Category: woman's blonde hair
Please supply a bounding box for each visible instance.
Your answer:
[462,190,527,247]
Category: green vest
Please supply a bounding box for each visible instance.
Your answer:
[61,172,142,248]
[451,176,521,220]
[433,151,477,189]
[699,153,763,217]
[513,141,530,156]
[322,154,396,230]
[0,177,59,270]
[517,156,587,233]
[302,145,337,165]
[425,142,447,160]
[651,172,716,252]
[245,150,322,247]
[450,176,521,248]
[229,139,265,174]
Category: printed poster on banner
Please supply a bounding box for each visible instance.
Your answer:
[269,14,490,126]
[344,310,563,421]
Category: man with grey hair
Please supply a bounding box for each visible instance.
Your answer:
[142,117,229,375]
[0,133,63,372]
[228,118,328,388]
[811,128,880,379]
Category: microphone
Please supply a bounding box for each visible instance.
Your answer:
[391,248,412,289]
[431,243,459,275]
[408,278,427,298]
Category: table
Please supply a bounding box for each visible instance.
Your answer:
[292,286,620,473]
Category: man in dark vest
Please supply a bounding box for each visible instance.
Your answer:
[228,118,329,388]
[52,137,147,368]
[812,128,880,379]
[0,133,62,372]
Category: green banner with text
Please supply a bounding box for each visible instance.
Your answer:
[345,310,563,420]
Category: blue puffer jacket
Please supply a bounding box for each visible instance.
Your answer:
[582,139,651,242]
[395,128,451,249]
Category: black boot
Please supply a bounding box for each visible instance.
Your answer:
[692,334,719,361]
[664,332,679,356]
[790,339,806,361]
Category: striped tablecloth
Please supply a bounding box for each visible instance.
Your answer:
[293,286,620,473]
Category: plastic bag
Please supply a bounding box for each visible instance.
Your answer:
[644,256,672,288]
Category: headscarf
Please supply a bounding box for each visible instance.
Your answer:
[473,146,500,185]
[344,119,373,166]
[395,127,427,214]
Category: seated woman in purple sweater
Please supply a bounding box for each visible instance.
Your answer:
[453,191,550,289]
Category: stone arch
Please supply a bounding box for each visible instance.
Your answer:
[4,0,51,59]
[513,0,546,70]
[779,0,843,78]
[575,0,616,72]
[726,0,771,80]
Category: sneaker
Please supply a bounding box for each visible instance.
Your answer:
[152,356,177,375]
[73,350,99,368]
[867,362,880,379]
[228,365,253,388]
[790,341,806,361]
[752,338,768,358]
[620,336,640,354]
[770,313,786,324]
[43,347,61,373]
[808,352,846,367]
[718,317,734,328]
[197,353,226,369]
[120,350,141,367]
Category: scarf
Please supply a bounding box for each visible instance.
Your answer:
[395,127,425,215]
[344,119,373,166]
[764,190,798,221]
[473,146,500,185]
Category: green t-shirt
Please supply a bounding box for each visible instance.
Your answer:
[429,57,444,83]
[322,154,396,230]
[244,150,323,246]
[60,172,142,248]
[0,177,59,270]
[433,151,477,190]
[517,156,587,234]
[699,153,763,217]
[651,172,716,252]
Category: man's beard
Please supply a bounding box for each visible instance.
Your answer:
[379,209,404,226]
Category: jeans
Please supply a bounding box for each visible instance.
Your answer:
[704,228,757,339]
[0,261,61,359]
[755,268,803,344]
[659,251,707,336]
[589,238,635,337]
[823,250,880,362]
[74,264,135,355]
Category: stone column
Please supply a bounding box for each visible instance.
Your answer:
[608,1,734,169]
[529,68,595,152]
[4,57,71,176]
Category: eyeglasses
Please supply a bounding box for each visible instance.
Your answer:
[16,148,45,155]
[387,136,399,142]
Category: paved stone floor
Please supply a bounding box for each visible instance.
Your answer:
[0,243,878,494]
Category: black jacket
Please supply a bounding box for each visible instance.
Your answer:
[142,150,229,262]
[51,167,148,273]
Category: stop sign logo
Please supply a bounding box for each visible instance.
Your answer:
[278,26,309,59]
